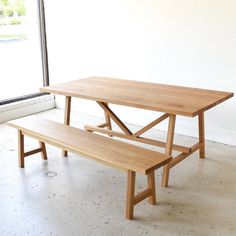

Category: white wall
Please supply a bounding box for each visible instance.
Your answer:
[44,0,236,145]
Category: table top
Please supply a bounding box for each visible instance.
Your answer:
[40,76,233,117]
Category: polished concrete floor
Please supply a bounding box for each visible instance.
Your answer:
[0,108,235,236]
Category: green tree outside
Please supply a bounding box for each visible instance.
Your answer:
[0,0,27,40]
[0,0,26,19]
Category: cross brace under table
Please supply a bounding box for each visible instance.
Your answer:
[83,101,205,187]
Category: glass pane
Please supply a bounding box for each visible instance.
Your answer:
[0,0,43,101]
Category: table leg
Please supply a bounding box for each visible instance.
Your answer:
[18,130,24,168]
[198,112,205,159]
[104,102,112,135]
[161,114,176,187]
[62,96,71,157]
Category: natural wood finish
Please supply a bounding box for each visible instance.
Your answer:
[190,142,202,153]
[39,142,47,160]
[126,171,157,219]
[169,143,201,168]
[138,137,189,154]
[20,143,47,159]
[85,124,190,154]
[198,113,205,159]
[40,77,233,117]
[39,76,233,188]
[147,171,156,204]
[97,102,132,135]
[8,116,171,175]
[24,147,43,157]
[126,171,135,220]
[18,130,24,168]
[162,114,176,187]
[133,189,152,205]
[17,135,48,167]
[104,102,112,135]
[133,113,169,137]
[9,116,168,220]
[63,96,71,157]
[97,122,108,128]
[169,152,189,169]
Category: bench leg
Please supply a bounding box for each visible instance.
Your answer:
[17,131,48,167]
[18,130,25,168]
[162,114,176,187]
[62,96,71,157]
[126,170,157,220]
[126,170,135,220]
[147,171,156,205]
[39,142,47,160]
[198,112,205,159]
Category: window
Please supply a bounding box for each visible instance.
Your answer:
[0,0,48,105]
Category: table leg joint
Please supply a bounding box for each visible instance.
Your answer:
[97,101,133,135]
[169,142,201,168]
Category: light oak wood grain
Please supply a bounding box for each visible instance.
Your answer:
[8,116,169,220]
[18,130,24,168]
[126,171,135,220]
[8,116,171,174]
[63,96,71,157]
[40,77,233,117]
[147,171,156,205]
[133,113,169,137]
[40,76,233,188]
[84,124,190,153]
[39,141,47,160]
[104,102,112,135]
[162,114,176,187]
[198,113,205,158]
[97,101,132,135]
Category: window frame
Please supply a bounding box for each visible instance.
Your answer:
[0,0,49,106]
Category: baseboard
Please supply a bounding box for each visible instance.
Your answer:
[172,121,236,146]
[0,94,56,123]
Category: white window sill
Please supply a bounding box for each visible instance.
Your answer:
[0,94,56,123]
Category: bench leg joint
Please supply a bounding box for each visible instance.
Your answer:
[17,131,47,167]
[126,170,156,220]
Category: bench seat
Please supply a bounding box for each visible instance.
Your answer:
[7,116,171,219]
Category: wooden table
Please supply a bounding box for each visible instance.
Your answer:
[41,76,233,187]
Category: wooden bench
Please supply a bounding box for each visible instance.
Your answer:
[7,116,171,220]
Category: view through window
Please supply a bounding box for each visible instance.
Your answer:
[0,0,44,102]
